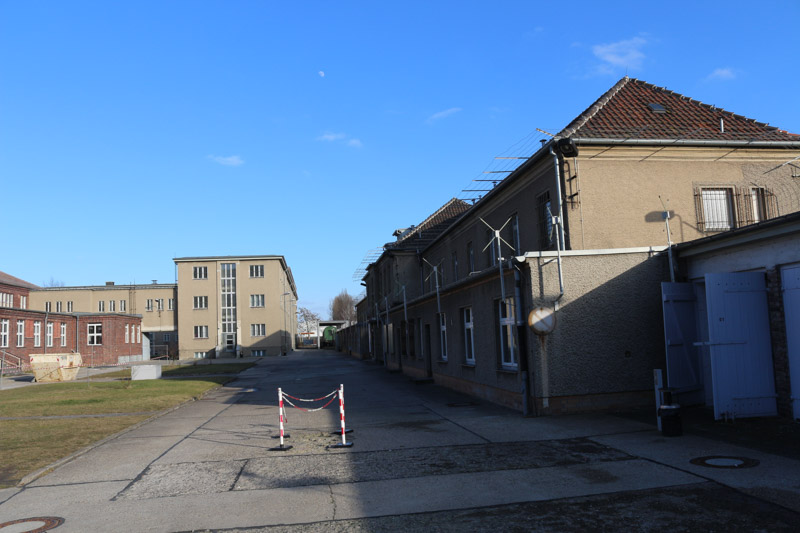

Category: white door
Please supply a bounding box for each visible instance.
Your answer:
[705,272,777,420]
[782,265,800,419]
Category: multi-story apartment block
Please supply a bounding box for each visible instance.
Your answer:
[30,282,178,357]
[174,256,297,359]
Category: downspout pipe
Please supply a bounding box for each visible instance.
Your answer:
[550,146,567,252]
[513,260,536,417]
[550,147,566,302]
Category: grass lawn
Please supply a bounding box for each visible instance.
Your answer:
[0,375,239,487]
[100,362,256,379]
[0,416,150,488]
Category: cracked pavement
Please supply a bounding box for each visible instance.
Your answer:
[1,350,800,532]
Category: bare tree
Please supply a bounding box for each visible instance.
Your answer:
[42,277,65,287]
[329,289,357,322]
[297,307,321,335]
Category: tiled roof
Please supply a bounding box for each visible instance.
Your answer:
[385,198,472,251]
[0,270,40,289]
[558,77,800,143]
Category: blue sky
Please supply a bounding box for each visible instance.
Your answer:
[2,1,799,317]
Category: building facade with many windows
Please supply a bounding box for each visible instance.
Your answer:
[175,256,297,359]
[29,282,178,358]
[1,271,143,366]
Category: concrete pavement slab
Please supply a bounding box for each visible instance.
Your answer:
[591,430,800,511]
[445,412,654,442]
[26,435,186,486]
[334,419,488,451]
[2,484,334,533]
[154,429,281,464]
[0,488,19,505]
[194,483,800,533]
[118,415,221,439]
[329,458,701,520]
[116,460,246,500]
[235,438,630,492]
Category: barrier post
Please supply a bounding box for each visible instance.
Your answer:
[269,387,293,451]
[328,383,353,448]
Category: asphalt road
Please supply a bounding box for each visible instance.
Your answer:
[1,350,799,532]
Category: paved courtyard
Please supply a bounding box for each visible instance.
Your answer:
[1,350,799,532]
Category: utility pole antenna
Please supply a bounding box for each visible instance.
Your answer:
[659,195,676,283]
[422,258,444,314]
[480,216,518,365]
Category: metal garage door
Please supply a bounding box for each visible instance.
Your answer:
[781,265,800,419]
[705,272,777,420]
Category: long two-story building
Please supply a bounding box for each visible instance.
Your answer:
[351,77,800,416]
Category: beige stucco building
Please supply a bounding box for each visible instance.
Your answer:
[346,77,800,415]
[174,255,297,359]
[29,282,178,357]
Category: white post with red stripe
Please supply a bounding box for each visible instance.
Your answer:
[270,387,293,451]
[330,383,353,448]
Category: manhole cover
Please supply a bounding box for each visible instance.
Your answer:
[0,516,64,532]
[690,455,759,469]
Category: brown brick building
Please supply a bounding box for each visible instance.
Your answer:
[1,272,142,367]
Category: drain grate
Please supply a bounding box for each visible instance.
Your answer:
[690,455,759,469]
[446,401,478,407]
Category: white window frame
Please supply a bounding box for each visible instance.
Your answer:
[439,313,448,361]
[463,307,475,365]
[498,298,518,368]
[136,326,140,344]
[250,323,266,337]
[87,323,102,346]
[194,325,209,339]
[168,298,174,311]
[98,301,105,312]
[20,295,27,309]
[250,294,265,307]
[45,301,52,312]
[250,264,264,278]
[120,300,126,312]
[145,299,153,311]
[56,301,62,312]
[164,333,171,342]
[193,266,208,280]
[66,301,73,312]
[125,324,130,343]
[700,187,736,232]
[16,320,24,347]
[193,296,208,309]
[46,322,53,347]
[194,352,207,359]
[252,349,266,356]
[109,300,115,312]
[156,299,164,311]
[60,323,67,347]
[0,319,8,348]
[34,321,41,347]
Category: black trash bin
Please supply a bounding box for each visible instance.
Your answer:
[658,404,682,437]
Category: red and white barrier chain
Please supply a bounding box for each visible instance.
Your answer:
[274,384,353,449]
